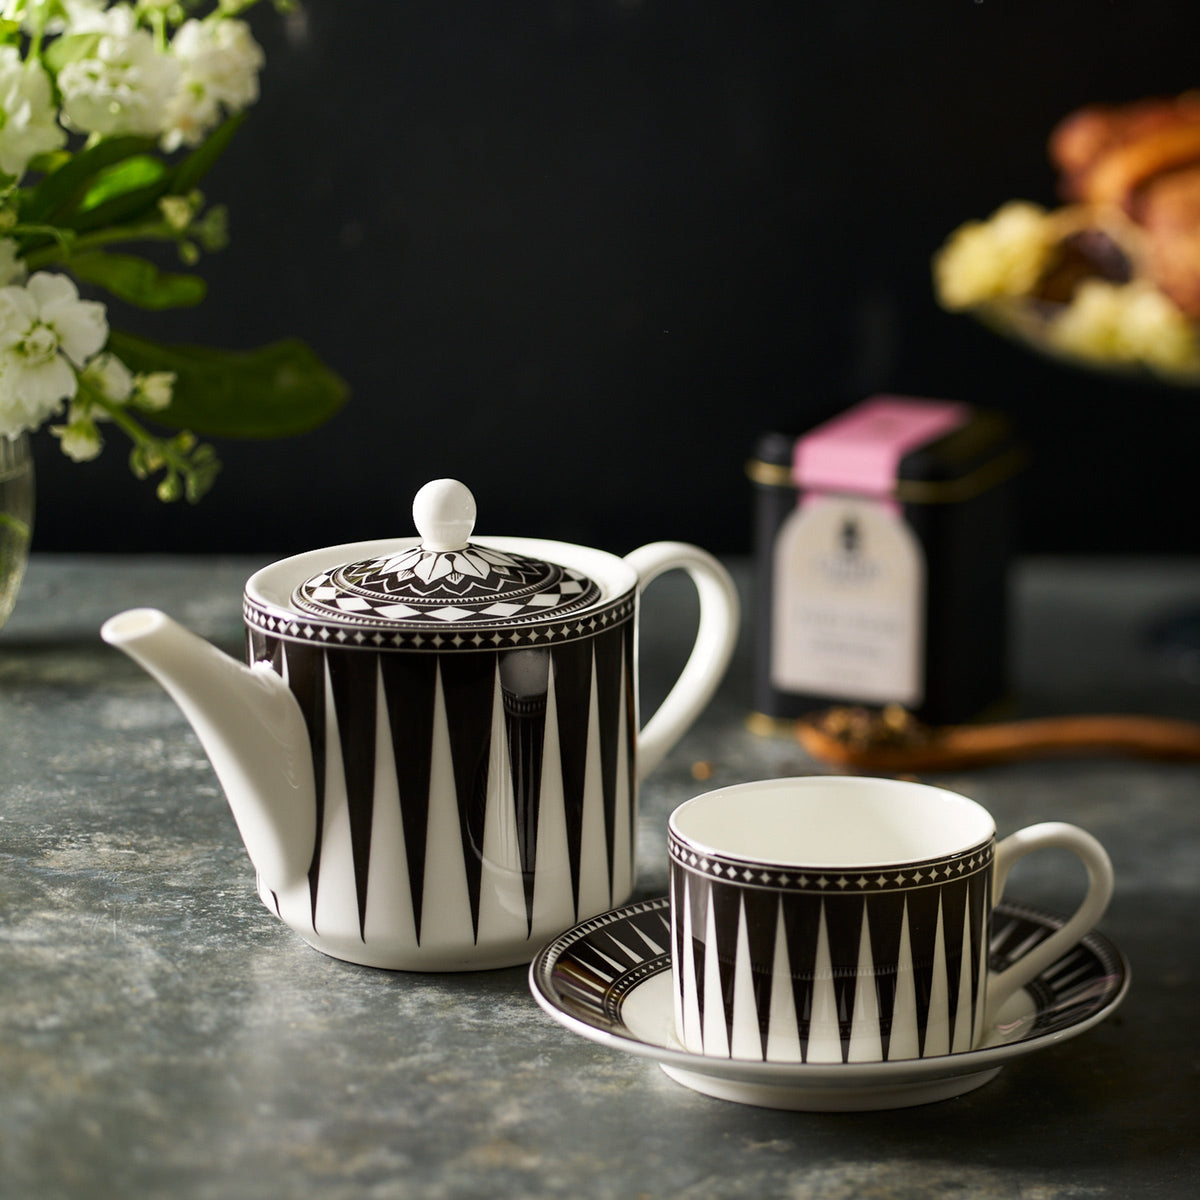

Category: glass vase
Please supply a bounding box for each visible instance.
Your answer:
[0,433,34,631]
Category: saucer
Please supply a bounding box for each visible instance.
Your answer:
[528,897,1129,1111]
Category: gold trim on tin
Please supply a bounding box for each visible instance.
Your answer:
[745,444,1027,505]
[744,458,794,488]
[893,445,1028,504]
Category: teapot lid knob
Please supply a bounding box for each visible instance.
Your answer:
[292,475,603,629]
[413,479,476,551]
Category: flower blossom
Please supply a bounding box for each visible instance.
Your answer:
[132,370,175,411]
[0,273,108,439]
[51,404,104,460]
[51,350,131,461]
[80,349,134,403]
[0,47,66,179]
[0,238,27,288]
[16,1,108,37]
[162,17,264,151]
[57,4,182,138]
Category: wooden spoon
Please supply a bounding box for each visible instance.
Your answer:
[796,704,1200,772]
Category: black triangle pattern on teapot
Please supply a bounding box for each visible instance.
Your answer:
[671,855,992,1062]
[594,625,634,916]
[378,652,438,941]
[499,649,550,936]
[552,636,593,922]
[248,621,636,946]
[324,649,382,939]
[438,651,497,942]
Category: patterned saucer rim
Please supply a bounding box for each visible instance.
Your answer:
[528,895,1130,1091]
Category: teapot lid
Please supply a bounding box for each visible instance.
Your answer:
[291,479,602,629]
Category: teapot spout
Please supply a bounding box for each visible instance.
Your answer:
[101,608,316,895]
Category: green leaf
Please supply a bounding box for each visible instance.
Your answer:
[20,136,158,227]
[169,112,248,196]
[68,251,208,309]
[106,330,350,439]
[70,156,173,233]
[25,150,72,176]
[42,31,102,75]
[81,156,167,211]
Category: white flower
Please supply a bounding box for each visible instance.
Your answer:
[162,18,263,151]
[158,193,194,230]
[132,370,175,411]
[0,273,109,439]
[57,5,182,139]
[81,350,134,403]
[51,405,104,461]
[60,1,143,35]
[19,1,109,36]
[0,238,27,287]
[0,46,67,179]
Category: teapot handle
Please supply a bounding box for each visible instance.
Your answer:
[623,542,740,780]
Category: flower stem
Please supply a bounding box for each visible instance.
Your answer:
[21,221,179,271]
[91,394,219,504]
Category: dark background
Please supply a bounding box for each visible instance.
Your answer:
[25,0,1200,558]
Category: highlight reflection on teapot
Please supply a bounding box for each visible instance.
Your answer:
[102,480,739,971]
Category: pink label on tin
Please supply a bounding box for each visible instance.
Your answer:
[793,395,969,497]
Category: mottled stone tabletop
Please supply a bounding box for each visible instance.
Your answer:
[3,555,1199,1199]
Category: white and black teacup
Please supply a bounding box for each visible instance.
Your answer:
[668,776,1113,1063]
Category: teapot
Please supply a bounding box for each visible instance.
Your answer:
[102,480,739,971]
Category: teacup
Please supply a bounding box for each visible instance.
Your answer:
[668,776,1113,1063]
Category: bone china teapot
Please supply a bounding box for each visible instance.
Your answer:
[102,480,739,971]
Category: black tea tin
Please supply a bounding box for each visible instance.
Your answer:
[748,395,1025,730]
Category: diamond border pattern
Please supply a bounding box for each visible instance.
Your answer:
[667,831,994,894]
[244,591,636,650]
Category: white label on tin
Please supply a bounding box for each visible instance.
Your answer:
[770,494,924,705]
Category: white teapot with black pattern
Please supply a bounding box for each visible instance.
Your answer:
[102,479,739,971]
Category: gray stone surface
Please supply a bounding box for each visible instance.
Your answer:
[3,555,1199,1199]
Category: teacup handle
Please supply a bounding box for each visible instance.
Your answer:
[623,542,740,780]
[986,822,1114,1024]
